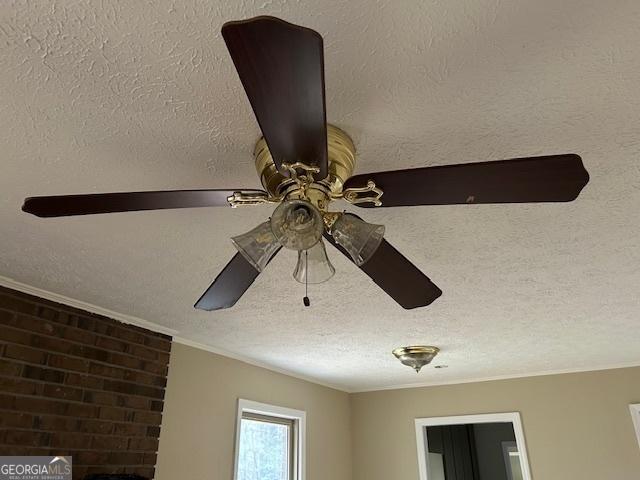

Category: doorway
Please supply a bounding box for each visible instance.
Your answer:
[415,413,532,480]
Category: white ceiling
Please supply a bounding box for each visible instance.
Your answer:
[1,0,639,392]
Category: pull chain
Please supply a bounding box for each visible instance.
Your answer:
[303,250,310,307]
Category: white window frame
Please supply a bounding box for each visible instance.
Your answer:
[234,399,306,480]
[630,404,640,449]
[414,412,532,480]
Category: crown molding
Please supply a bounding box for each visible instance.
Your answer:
[0,275,348,392]
[0,275,179,336]
[172,336,348,392]
[350,361,640,393]
[3,275,636,395]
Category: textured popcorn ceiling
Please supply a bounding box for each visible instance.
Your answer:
[1,0,639,392]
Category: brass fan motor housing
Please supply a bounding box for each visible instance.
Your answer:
[254,124,356,198]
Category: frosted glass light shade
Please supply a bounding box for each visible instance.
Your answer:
[331,214,385,266]
[270,199,323,251]
[293,239,335,284]
[231,221,281,272]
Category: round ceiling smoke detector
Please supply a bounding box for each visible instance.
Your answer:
[392,346,440,373]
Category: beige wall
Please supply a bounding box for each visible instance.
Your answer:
[350,367,640,480]
[156,344,640,480]
[156,342,352,480]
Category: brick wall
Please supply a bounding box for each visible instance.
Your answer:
[0,286,172,480]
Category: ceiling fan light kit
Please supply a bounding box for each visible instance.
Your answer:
[293,241,335,285]
[270,199,325,251]
[330,214,385,266]
[230,221,281,273]
[21,15,590,314]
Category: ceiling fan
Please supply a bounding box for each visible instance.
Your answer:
[22,16,590,312]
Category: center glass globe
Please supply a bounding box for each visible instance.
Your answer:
[270,199,324,251]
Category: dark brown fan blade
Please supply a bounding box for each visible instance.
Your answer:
[22,189,266,217]
[344,154,589,207]
[222,16,328,179]
[324,217,442,309]
[194,248,281,311]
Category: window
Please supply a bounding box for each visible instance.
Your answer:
[234,399,306,480]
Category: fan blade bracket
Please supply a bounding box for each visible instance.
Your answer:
[281,161,321,181]
[342,180,384,207]
[226,190,275,208]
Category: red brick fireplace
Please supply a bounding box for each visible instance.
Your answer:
[0,286,171,479]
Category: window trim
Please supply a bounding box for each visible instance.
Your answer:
[234,399,306,480]
[630,404,640,449]
[414,412,532,480]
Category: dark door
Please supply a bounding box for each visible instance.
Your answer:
[426,423,518,480]
[426,425,480,480]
